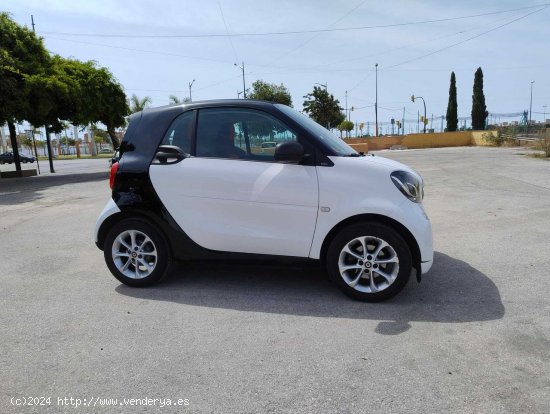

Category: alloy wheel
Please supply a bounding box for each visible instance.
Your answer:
[111,229,158,279]
[338,236,399,293]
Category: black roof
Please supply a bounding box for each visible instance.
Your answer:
[144,99,278,114]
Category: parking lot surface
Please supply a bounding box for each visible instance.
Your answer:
[1,147,549,413]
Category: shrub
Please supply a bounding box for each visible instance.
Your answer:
[483,127,518,147]
[536,129,550,157]
[482,130,503,146]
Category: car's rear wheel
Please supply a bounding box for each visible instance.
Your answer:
[103,219,171,287]
[326,222,412,302]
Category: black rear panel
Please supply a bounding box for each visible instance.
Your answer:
[119,105,185,173]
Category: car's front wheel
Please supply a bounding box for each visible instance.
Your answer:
[326,222,412,302]
[103,218,171,287]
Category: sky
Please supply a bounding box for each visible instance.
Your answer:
[3,0,550,133]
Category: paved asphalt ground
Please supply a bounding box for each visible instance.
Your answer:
[1,147,549,413]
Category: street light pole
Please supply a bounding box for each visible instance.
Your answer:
[543,105,548,124]
[315,82,327,90]
[235,62,246,98]
[345,90,348,120]
[314,83,329,129]
[25,129,40,174]
[411,94,427,133]
[529,81,535,127]
[188,79,195,102]
[375,63,379,137]
[402,107,405,136]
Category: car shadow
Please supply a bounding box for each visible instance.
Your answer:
[0,171,108,205]
[115,252,504,335]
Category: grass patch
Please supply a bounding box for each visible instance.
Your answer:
[528,152,550,160]
[37,154,113,161]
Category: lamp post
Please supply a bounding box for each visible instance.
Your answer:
[188,79,195,102]
[234,62,246,98]
[25,129,40,174]
[529,81,535,127]
[375,63,378,137]
[345,90,348,121]
[543,105,547,124]
[411,94,427,133]
[314,83,329,129]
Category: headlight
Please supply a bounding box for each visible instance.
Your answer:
[391,170,423,203]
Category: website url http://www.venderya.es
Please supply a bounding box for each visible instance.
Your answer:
[10,396,190,408]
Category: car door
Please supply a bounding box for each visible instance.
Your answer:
[149,107,319,257]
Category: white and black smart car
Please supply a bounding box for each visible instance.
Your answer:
[95,100,433,301]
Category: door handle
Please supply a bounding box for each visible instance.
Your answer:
[154,145,187,164]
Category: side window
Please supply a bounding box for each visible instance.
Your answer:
[160,111,195,154]
[196,108,297,161]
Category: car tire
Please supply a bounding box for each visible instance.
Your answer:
[103,218,171,287]
[326,222,412,302]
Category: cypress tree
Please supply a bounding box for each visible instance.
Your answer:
[446,72,458,132]
[471,67,488,130]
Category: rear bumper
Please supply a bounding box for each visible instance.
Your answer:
[94,198,120,248]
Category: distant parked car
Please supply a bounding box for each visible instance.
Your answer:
[108,150,120,168]
[260,141,277,148]
[99,148,114,154]
[0,152,36,164]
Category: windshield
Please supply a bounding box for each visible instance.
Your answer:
[275,104,357,156]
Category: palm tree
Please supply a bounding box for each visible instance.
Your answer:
[169,95,191,105]
[129,94,152,113]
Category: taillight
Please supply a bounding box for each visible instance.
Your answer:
[109,162,119,189]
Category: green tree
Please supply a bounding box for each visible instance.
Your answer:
[0,12,51,173]
[23,55,91,168]
[248,80,292,106]
[52,57,129,148]
[337,120,354,138]
[302,86,345,129]
[24,56,81,131]
[130,94,152,112]
[446,72,458,132]
[22,136,33,148]
[91,125,108,140]
[90,67,128,148]
[471,67,488,130]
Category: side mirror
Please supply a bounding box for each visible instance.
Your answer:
[274,141,305,163]
[154,145,187,164]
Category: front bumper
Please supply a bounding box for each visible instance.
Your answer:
[403,202,434,275]
[421,259,433,274]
